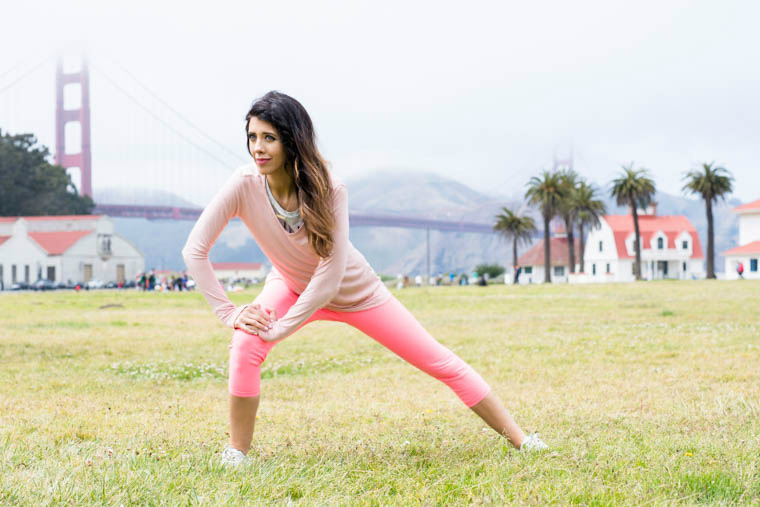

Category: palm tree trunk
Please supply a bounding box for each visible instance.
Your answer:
[632,205,642,281]
[543,213,551,283]
[579,226,586,273]
[512,236,518,284]
[566,217,576,274]
[706,198,715,279]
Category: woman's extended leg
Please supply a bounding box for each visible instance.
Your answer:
[338,296,529,448]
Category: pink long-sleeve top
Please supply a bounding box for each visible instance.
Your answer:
[182,164,391,341]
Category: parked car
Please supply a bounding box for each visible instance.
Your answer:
[104,281,118,289]
[31,279,57,291]
[9,282,30,291]
[85,279,105,289]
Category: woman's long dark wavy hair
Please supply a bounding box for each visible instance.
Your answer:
[245,91,335,258]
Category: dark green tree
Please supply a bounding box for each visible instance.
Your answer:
[526,170,566,283]
[682,162,733,279]
[0,130,94,216]
[557,169,580,274]
[473,263,505,279]
[573,181,607,274]
[493,206,536,281]
[610,163,656,280]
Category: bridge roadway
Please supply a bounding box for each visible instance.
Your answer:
[93,204,496,233]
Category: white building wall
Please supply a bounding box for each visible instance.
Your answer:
[1,217,144,286]
[0,235,47,285]
[518,265,543,284]
[582,221,625,282]
[63,233,144,284]
[516,262,580,284]
[724,255,760,280]
[0,221,48,286]
[738,213,760,245]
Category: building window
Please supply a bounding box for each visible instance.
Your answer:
[606,263,611,274]
[0,264,3,285]
[24,265,30,283]
[657,237,664,250]
[682,240,688,250]
[752,259,758,272]
[683,262,687,272]
[553,266,565,277]
[47,266,56,281]
[598,241,603,252]
[83,264,93,283]
[12,265,17,283]
[592,264,597,275]
[632,263,636,275]
[523,266,533,274]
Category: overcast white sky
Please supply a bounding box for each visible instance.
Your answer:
[1,0,759,206]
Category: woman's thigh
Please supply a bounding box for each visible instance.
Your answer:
[337,296,455,371]
[334,296,490,406]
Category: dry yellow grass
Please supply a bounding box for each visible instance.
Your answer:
[1,280,759,504]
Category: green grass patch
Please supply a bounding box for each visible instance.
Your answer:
[1,281,759,504]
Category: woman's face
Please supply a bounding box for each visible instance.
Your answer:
[247,117,286,176]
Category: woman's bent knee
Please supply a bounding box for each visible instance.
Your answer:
[228,329,274,397]
[229,329,272,367]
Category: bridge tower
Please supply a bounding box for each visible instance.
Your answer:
[55,56,92,198]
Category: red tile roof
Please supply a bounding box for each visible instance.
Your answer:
[603,215,703,259]
[28,230,93,255]
[517,237,582,267]
[734,199,760,213]
[0,235,10,246]
[211,262,264,271]
[723,241,760,256]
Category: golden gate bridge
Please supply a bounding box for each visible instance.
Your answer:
[1,53,498,237]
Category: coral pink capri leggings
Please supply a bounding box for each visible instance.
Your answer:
[228,278,491,407]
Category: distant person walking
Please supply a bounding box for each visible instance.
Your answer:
[183,91,547,467]
[737,262,744,279]
[514,265,522,285]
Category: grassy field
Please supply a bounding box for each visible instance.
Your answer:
[1,281,759,505]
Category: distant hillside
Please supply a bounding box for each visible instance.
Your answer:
[112,218,268,272]
[94,187,199,208]
[108,171,743,276]
[345,171,523,275]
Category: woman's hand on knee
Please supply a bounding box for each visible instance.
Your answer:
[234,304,277,335]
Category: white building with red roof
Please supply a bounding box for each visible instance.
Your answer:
[582,205,704,282]
[515,223,581,284]
[723,198,760,280]
[0,215,144,288]
[211,262,267,283]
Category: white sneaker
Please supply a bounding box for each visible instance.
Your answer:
[220,446,251,467]
[520,433,549,452]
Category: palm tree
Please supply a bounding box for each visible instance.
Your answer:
[526,170,566,283]
[494,207,536,282]
[558,169,580,274]
[610,163,656,280]
[682,162,733,279]
[573,181,607,273]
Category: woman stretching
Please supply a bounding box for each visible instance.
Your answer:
[182,91,548,466]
